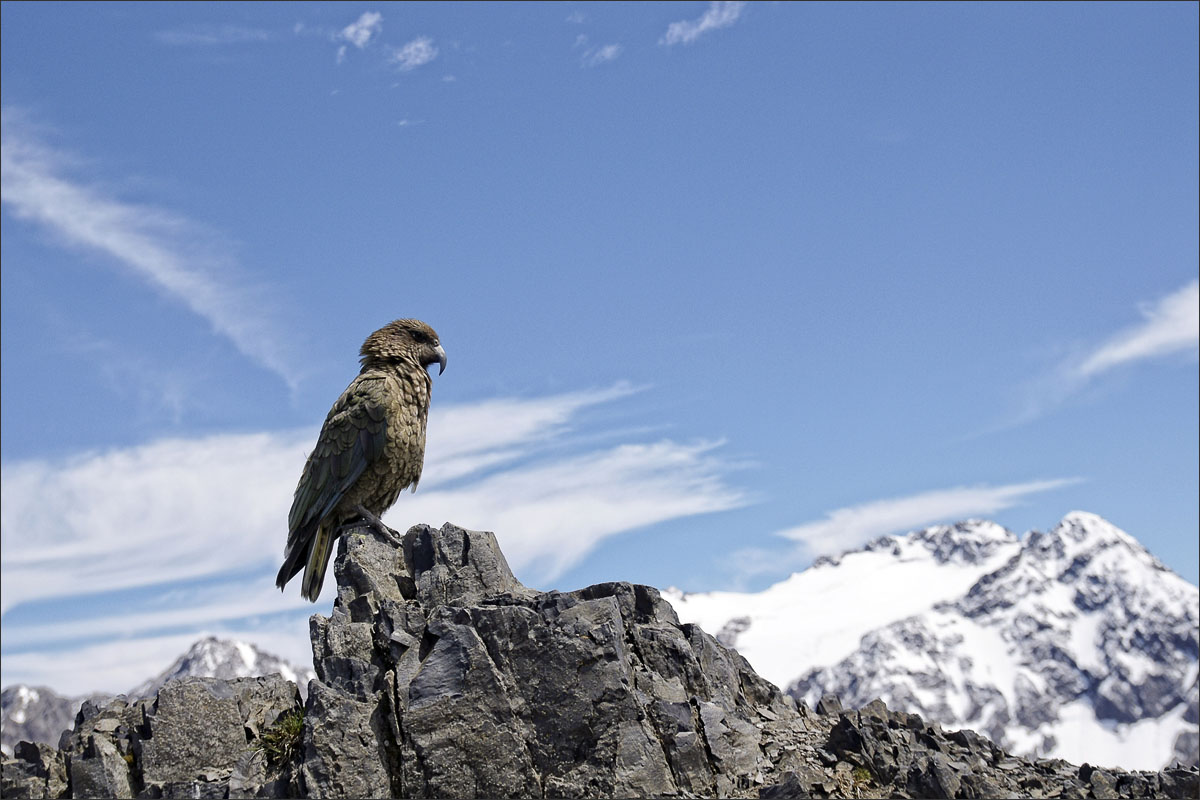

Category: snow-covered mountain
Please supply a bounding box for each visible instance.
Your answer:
[666,511,1199,771]
[0,685,111,757]
[127,636,315,700]
[1,637,314,755]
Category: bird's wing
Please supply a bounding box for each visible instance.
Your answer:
[277,376,389,584]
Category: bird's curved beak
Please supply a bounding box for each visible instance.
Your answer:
[433,344,447,375]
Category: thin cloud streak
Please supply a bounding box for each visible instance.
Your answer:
[720,478,1080,588]
[1075,280,1199,378]
[2,633,215,696]
[980,279,1200,434]
[660,1,747,46]
[581,43,622,68]
[775,479,1081,558]
[0,110,299,388]
[154,25,274,46]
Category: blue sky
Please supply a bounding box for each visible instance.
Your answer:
[2,1,1197,694]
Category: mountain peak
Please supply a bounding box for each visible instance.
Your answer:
[1022,512,1162,574]
[672,511,1198,771]
[128,637,314,700]
[812,518,1019,570]
[910,518,1019,564]
[1055,511,1143,550]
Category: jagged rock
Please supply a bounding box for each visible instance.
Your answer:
[2,642,312,760]
[137,675,298,793]
[298,523,807,798]
[815,694,842,716]
[4,520,1198,799]
[0,741,68,798]
[758,770,812,798]
[59,695,145,799]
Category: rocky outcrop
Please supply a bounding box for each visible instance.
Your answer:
[2,640,314,759]
[3,521,1197,798]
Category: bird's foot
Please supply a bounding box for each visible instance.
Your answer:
[350,504,404,547]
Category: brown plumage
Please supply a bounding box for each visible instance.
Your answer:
[276,319,447,601]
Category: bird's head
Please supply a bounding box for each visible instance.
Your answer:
[359,319,447,376]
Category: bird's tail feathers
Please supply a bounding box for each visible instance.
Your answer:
[275,532,309,592]
[300,523,335,603]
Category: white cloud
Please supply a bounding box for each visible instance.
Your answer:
[403,439,744,580]
[338,11,382,50]
[990,280,1200,431]
[390,37,438,72]
[660,1,746,46]
[0,110,299,388]
[582,43,622,68]
[0,385,747,692]
[574,34,622,68]
[2,633,212,696]
[1075,280,1199,378]
[0,620,316,696]
[0,429,310,615]
[154,25,274,46]
[775,479,1080,558]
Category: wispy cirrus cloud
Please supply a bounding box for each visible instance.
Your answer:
[390,37,438,72]
[574,35,622,68]
[660,1,747,47]
[721,479,1080,587]
[992,280,1200,431]
[775,479,1080,558]
[0,110,299,388]
[154,25,274,47]
[0,386,747,691]
[1074,280,1199,378]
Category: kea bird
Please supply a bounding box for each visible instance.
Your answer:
[276,319,446,601]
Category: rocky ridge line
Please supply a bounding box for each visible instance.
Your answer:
[3,521,1197,798]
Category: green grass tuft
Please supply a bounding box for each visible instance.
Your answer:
[256,709,304,767]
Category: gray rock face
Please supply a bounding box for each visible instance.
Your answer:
[2,639,313,759]
[3,520,1197,798]
[0,742,68,799]
[299,523,808,798]
[1,676,303,799]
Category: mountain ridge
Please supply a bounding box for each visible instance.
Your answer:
[5,521,1196,799]
[668,511,1199,770]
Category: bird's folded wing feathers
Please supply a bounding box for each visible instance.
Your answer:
[284,377,389,548]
